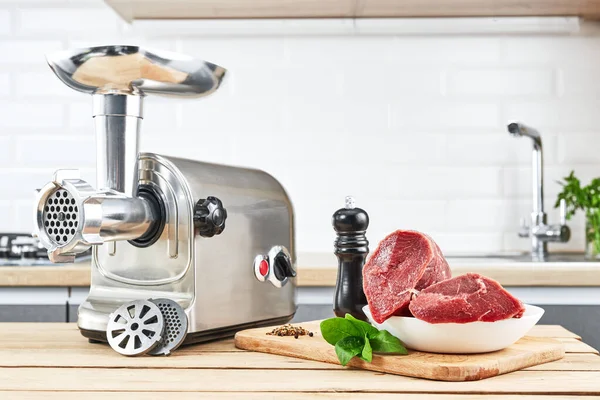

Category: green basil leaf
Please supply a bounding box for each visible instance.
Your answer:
[335,336,364,366]
[370,330,408,354]
[360,334,373,362]
[320,317,362,346]
[344,313,379,339]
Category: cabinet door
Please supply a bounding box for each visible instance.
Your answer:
[68,304,79,323]
[292,305,334,322]
[0,288,69,322]
[0,305,66,322]
[538,305,600,351]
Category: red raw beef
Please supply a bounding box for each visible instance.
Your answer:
[409,273,526,324]
[363,230,451,324]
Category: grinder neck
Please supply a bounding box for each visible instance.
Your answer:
[92,94,143,196]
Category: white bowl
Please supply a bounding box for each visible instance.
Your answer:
[363,304,544,354]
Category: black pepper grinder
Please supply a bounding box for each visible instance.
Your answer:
[332,196,369,321]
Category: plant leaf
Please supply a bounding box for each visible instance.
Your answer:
[321,316,408,365]
[320,318,362,346]
[335,336,364,366]
[360,334,373,362]
[554,170,597,220]
[344,313,379,339]
[370,330,408,354]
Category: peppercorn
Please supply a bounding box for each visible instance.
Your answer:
[309,332,313,337]
[266,324,312,337]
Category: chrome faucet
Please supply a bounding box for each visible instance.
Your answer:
[507,122,570,260]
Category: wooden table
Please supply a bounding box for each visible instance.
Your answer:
[0,323,598,398]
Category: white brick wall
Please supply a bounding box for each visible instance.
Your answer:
[15,71,79,98]
[446,68,555,97]
[390,102,500,129]
[0,102,65,127]
[17,8,121,35]
[0,40,64,66]
[0,72,9,96]
[0,0,599,255]
[0,9,10,35]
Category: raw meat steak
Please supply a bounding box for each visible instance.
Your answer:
[409,273,526,324]
[363,230,451,324]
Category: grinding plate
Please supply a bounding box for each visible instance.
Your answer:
[106,299,165,356]
[148,298,188,356]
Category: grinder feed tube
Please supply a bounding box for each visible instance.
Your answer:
[94,94,141,196]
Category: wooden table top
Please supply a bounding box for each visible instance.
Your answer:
[0,323,598,398]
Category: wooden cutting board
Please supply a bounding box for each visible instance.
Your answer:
[234,320,565,381]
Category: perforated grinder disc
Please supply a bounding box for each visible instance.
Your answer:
[106,300,165,356]
[148,298,188,356]
[42,188,79,246]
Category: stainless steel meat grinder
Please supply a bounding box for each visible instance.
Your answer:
[33,45,296,344]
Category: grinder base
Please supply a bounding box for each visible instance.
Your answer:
[80,313,295,346]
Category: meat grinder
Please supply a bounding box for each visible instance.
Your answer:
[33,45,297,343]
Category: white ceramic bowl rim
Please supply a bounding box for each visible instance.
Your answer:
[362,304,544,325]
[362,304,545,354]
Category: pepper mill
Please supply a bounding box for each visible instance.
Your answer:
[332,196,369,321]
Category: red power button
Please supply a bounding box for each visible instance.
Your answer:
[259,259,269,276]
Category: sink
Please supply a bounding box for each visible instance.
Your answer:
[445,252,592,264]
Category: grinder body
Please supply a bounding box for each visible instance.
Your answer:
[79,153,296,343]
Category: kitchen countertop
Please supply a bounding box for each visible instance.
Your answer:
[0,263,91,287]
[0,323,598,398]
[299,263,600,287]
[3,253,600,287]
[297,253,600,287]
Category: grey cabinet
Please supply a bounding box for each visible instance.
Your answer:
[0,287,70,322]
[292,305,334,323]
[0,305,66,322]
[538,305,600,350]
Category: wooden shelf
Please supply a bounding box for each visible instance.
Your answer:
[355,0,600,18]
[105,0,600,21]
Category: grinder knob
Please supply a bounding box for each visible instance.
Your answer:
[194,197,227,238]
[273,252,296,281]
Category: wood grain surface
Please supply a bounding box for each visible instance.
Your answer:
[0,323,597,396]
[4,262,600,287]
[1,395,599,400]
[234,320,566,381]
[104,0,600,21]
[298,264,600,287]
[0,263,90,286]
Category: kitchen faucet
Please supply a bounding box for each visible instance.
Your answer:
[507,122,570,260]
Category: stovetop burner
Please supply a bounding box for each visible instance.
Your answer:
[0,233,91,266]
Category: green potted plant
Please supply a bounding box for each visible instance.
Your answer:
[555,171,600,259]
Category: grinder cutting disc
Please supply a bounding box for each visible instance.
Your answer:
[148,298,188,356]
[106,300,165,356]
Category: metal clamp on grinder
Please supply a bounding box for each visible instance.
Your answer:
[33,46,297,344]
